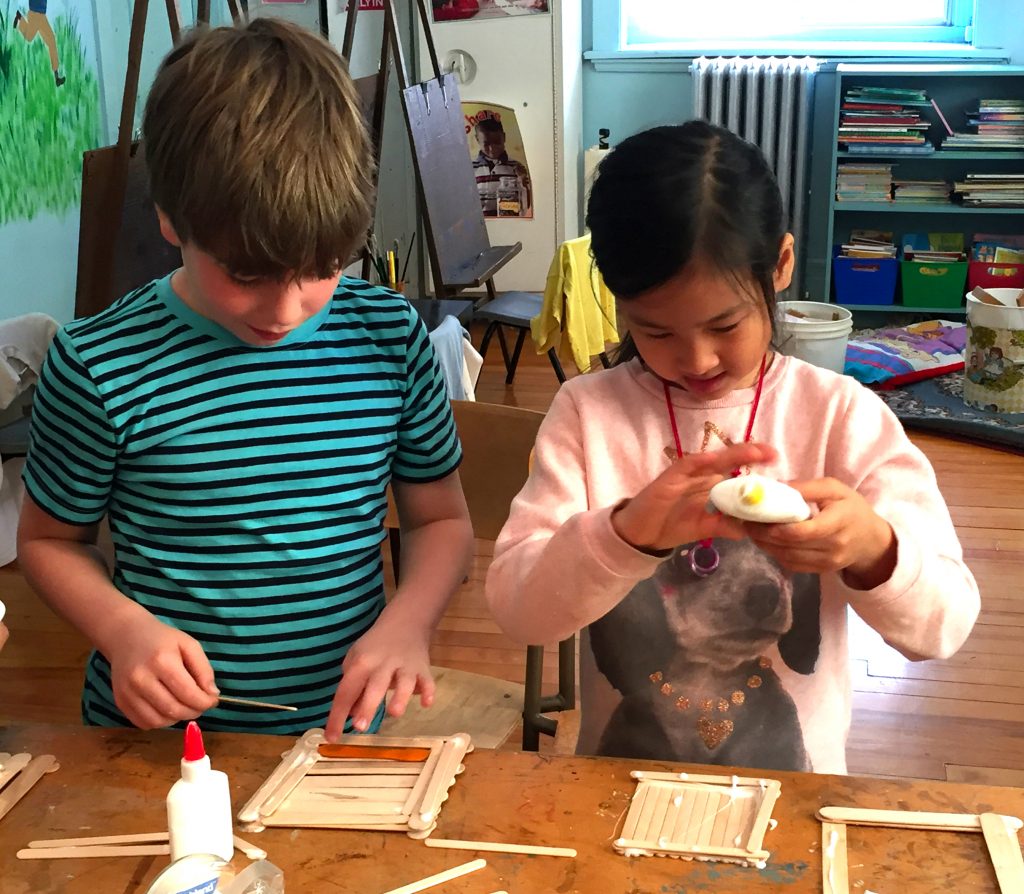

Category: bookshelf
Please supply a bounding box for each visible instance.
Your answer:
[809,63,1024,315]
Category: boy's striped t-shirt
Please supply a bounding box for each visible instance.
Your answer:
[23,274,461,734]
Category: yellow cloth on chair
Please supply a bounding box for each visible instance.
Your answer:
[531,235,618,373]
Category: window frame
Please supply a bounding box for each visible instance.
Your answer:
[590,0,987,61]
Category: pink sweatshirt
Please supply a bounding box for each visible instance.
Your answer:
[487,354,979,774]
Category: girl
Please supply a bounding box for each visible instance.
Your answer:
[485,122,979,773]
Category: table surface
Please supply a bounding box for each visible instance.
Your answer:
[2,724,1023,893]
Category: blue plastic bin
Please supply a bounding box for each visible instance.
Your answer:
[832,249,898,306]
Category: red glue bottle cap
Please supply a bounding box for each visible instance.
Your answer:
[183,721,207,762]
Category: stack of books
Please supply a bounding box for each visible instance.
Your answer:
[953,173,1024,206]
[839,230,897,259]
[943,98,1024,150]
[836,163,893,203]
[892,179,951,204]
[838,86,933,154]
[902,232,965,262]
[973,234,1024,263]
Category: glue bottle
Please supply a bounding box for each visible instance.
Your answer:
[167,721,234,862]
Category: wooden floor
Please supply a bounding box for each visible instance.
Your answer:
[3,333,1024,784]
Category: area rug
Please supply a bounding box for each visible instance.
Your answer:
[873,371,1024,453]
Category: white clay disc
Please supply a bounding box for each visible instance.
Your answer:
[709,474,811,524]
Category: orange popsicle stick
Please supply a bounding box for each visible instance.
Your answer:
[317,743,431,762]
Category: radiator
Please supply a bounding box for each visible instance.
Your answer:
[690,56,821,300]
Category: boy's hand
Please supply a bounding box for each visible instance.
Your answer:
[611,443,778,554]
[744,478,897,589]
[325,617,435,742]
[106,613,220,729]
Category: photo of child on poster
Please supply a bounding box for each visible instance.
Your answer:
[464,103,533,220]
[432,0,548,23]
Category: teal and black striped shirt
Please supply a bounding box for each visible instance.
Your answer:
[23,274,461,734]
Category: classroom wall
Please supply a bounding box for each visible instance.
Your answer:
[0,1,420,325]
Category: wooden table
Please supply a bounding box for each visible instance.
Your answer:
[2,724,1023,893]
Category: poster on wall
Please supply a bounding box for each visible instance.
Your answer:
[432,0,549,24]
[0,1,100,225]
[463,102,533,220]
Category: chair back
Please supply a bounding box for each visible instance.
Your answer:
[451,400,544,541]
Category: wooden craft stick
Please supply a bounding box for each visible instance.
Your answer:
[971,286,1006,306]
[821,822,849,894]
[0,754,33,792]
[317,743,431,762]
[308,763,421,776]
[746,780,781,853]
[238,729,322,822]
[818,806,1024,832]
[613,836,768,862]
[29,831,167,848]
[415,735,469,827]
[424,838,577,858]
[233,834,268,860]
[219,695,298,712]
[981,813,1024,894]
[0,755,57,823]
[17,844,170,859]
[379,858,486,894]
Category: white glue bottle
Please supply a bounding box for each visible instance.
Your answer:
[167,721,234,862]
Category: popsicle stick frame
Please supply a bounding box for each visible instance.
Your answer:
[816,806,1024,894]
[613,770,781,867]
[0,752,59,824]
[237,729,472,839]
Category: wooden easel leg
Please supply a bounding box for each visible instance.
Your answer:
[478,322,498,365]
[495,327,512,376]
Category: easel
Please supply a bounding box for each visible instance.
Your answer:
[344,0,523,300]
[75,0,249,318]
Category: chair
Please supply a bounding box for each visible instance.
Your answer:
[382,400,547,749]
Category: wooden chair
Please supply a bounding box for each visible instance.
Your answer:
[383,400,556,749]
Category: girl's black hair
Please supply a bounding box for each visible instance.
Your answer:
[586,121,785,363]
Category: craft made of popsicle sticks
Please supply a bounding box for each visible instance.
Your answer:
[817,806,1024,894]
[237,729,472,839]
[614,770,781,867]
[0,752,59,825]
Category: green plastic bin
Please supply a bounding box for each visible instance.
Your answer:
[899,260,968,309]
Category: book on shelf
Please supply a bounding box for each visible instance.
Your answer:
[836,162,893,203]
[972,233,1024,263]
[939,97,1024,150]
[839,230,897,258]
[838,85,931,151]
[953,172,1024,206]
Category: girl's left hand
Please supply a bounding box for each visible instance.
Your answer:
[743,478,897,589]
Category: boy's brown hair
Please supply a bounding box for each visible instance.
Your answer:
[143,17,373,280]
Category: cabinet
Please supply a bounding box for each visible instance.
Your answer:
[810,63,1024,314]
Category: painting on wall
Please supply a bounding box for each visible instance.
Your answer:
[432,0,548,23]
[0,0,101,225]
[463,102,533,220]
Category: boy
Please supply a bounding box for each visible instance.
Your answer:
[17,19,473,742]
[472,116,532,218]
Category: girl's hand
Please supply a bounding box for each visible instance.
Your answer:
[744,478,897,589]
[612,443,778,554]
[106,614,220,729]
[325,617,435,742]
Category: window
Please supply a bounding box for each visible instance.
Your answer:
[608,0,973,53]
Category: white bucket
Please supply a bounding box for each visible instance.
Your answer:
[963,288,1024,413]
[775,301,853,375]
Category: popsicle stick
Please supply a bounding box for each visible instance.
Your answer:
[29,831,167,848]
[0,754,33,792]
[218,695,298,712]
[318,743,431,762]
[424,838,577,858]
[818,806,1023,832]
[380,858,486,894]
[981,813,1024,894]
[620,779,650,841]
[237,728,322,823]
[414,734,470,827]
[630,771,770,787]
[613,837,768,861]
[746,780,781,853]
[308,763,422,776]
[971,286,1006,306]
[233,834,267,860]
[821,822,849,894]
[17,844,170,859]
[0,755,57,823]
[262,817,412,832]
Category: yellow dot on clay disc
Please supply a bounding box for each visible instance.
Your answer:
[740,480,765,506]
